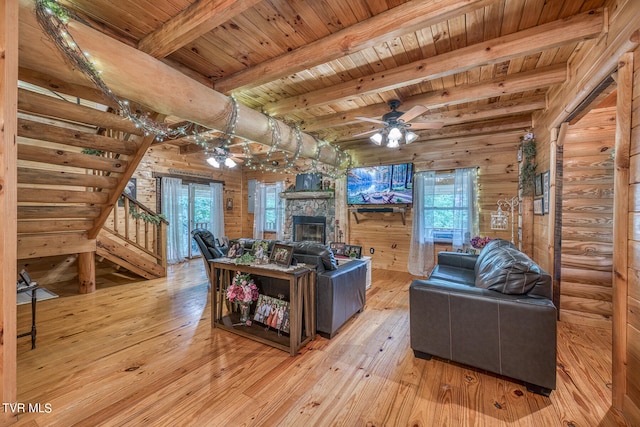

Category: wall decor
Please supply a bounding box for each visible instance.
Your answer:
[534,173,543,197]
[534,198,544,215]
[543,170,550,214]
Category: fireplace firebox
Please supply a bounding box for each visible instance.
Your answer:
[293,216,326,244]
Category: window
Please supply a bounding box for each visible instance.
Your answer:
[430,173,471,241]
[264,184,278,231]
[253,181,285,240]
[408,168,478,276]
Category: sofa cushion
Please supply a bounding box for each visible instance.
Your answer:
[429,265,475,286]
[475,244,543,294]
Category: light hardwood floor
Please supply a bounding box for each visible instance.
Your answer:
[14,260,630,426]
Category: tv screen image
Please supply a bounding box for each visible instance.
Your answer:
[347,163,413,205]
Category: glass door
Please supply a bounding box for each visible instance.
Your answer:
[183,183,214,258]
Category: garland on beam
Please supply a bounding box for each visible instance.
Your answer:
[34,0,351,176]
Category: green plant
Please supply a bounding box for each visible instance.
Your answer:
[125,202,166,225]
[234,252,256,265]
[519,136,536,196]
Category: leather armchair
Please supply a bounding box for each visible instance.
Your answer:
[191,228,227,283]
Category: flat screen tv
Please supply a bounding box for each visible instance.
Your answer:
[347,163,413,205]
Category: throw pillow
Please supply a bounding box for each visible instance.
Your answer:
[474,238,517,277]
[475,245,542,294]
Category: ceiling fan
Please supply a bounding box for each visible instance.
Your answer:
[193,131,244,168]
[354,100,444,147]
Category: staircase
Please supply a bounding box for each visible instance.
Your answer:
[17,82,168,289]
[97,194,167,279]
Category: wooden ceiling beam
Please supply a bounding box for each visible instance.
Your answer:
[327,95,547,142]
[18,0,345,167]
[305,64,565,131]
[265,9,604,115]
[137,0,262,58]
[214,0,496,94]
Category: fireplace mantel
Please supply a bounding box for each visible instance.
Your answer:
[280,191,334,200]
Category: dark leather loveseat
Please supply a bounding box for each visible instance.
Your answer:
[192,230,367,338]
[409,239,557,396]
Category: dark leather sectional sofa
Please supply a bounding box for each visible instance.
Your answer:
[409,238,557,396]
[192,229,367,338]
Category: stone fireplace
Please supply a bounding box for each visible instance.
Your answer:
[281,191,335,244]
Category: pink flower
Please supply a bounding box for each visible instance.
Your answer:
[226,272,259,304]
[470,236,492,249]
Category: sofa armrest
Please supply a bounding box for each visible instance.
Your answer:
[316,260,367,338]
[410,279,557,391]
[437,252,478,270]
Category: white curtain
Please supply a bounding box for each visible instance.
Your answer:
[253,182,266,239]
[451,168,479,251]
[407,168,479,276]
[162,177,187,264]
[334,176,348,243]
[408,171,436,276]
[209,182,225,239]
[253,181,285,240]
[274,181,285,240]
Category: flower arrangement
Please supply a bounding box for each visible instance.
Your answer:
[226,272,259,304]
[470,236,493,249]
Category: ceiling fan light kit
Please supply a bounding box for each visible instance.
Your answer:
[369,126,419,147]
[359,100,443,147]
[206,146,237,168]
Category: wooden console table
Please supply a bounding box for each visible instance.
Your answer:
[210,259,316,356]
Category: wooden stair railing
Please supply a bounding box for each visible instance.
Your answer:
[98,193,168,278]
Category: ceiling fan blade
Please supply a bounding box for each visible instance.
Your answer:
[398,105,428,123]
[355,116,387,124]
[407,121,445,130]
[353,128,381,137]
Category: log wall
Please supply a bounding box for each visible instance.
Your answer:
[561,105,615,328]
[528,0,640,420]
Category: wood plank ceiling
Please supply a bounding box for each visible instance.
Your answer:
[48,0,606,164]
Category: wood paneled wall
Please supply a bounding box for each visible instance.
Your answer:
[561,105,615,328]
[237,134,519,274]
[136,144,244,239]
[345,131,520,272]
